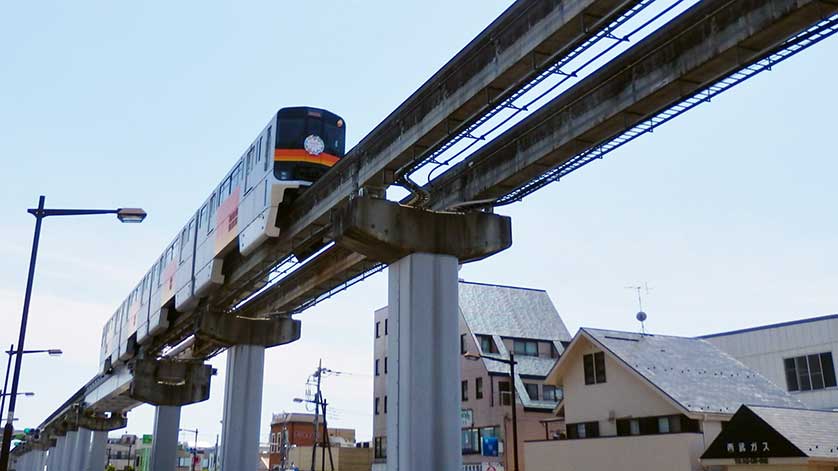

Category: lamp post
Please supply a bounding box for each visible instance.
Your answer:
[180,428,199,471]
[464,351,519,471]
[0,345,61,423]
[0,196,146,471]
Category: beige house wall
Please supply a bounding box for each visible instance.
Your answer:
[561,336,681,434]
[286,446,372,471]
[525,433,706,471]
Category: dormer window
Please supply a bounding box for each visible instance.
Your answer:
[513,339,538,356]
[478,335,498,354]
[583,351,606,385]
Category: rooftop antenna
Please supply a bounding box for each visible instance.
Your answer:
[625,283,651,334]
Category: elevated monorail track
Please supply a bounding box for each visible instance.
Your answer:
[31,0,838,441]
[233,0,838,320]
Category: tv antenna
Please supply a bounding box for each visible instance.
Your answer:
[625,283,651,334]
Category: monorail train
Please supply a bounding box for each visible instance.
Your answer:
[99,107,346,371]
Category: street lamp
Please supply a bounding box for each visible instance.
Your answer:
[464,351,519,471]
[0,345,62,429]
[0,196,147,471]
[180,428,199,471]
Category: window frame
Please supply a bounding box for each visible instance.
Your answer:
[583,351,607,385]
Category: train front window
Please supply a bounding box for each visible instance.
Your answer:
[277,117,305,149]
[324,120,345,157]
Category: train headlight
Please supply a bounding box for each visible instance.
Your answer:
[304,134,325,156]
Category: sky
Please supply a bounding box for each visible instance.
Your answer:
[1,0,836,446]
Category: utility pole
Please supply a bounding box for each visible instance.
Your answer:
[320,399,334,471]
[310,360,322,471]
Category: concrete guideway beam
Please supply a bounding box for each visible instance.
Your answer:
[195,310,301,347]
[148,406,181,471]
[220,345,265,471]
[331,196,512,264]
[387,253,461,471]
[425,0,838,210]
[129,358,213,407]
[235,196,513,317]
[219,0,639,307]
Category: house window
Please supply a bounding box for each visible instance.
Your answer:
[374,436,387,459]
[616,415,700,436]
[478,335,498,354]
[476,377,483,399]
[384,319,388,335]
[384,356,388,374]
[461,428,480,454]
[566,421,599,439]
[374,397,380,415]
[513,339,538,356]
[461,380,468,401]
[375,359,380,376]
[375,322,380,338]
[460,334,467,354]
[583,351,606,385]
[524,383,539,400]
[384,395,388,413]
[784,352,836,392]
[498,381,512,406]
[543,385,560,402]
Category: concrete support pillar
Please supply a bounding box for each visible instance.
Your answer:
[84,431,107,471]
[149,406,181,471]
[70,428,90,471]
[53,437,66,471]
[64,431,79,471]
[386,253,461,471]
[44,447,53,471]
[220,344,265,471]
[36,450,46,471]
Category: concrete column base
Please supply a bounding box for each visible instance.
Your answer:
[387,253,462,471]
[148,406,181,471]
[84,431,107,471]
[220,345,265,471]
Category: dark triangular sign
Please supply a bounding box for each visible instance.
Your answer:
[702,406,806,461]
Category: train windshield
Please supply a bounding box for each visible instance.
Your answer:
[276,109,345,157]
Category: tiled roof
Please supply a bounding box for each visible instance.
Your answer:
[583,328,804,414]
[750,406,838,459]
[458,281,571,341]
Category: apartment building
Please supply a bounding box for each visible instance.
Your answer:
[373,281,572,471]
[525,328,803,471]
[702,314,838,410]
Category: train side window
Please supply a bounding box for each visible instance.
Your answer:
[232,162,242,188]
[246,146,255,174]
[208,194,217,233]
[264,126,272,171]
[256,138,262,167]
[178,229,187,262]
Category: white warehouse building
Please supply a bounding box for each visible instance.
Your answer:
[701,314,838,411]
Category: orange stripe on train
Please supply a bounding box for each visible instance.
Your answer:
[274,148,339,166]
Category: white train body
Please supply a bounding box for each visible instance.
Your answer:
[99,107,345,371]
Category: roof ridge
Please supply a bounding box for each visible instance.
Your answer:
[699,313,838,339]
[458,280,546,292]
[747,404,838,413]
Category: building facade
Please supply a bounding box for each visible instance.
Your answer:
[268,412,357,470]
[702,314,838,410]
[372,281,572,471]
[525,328,804,471]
